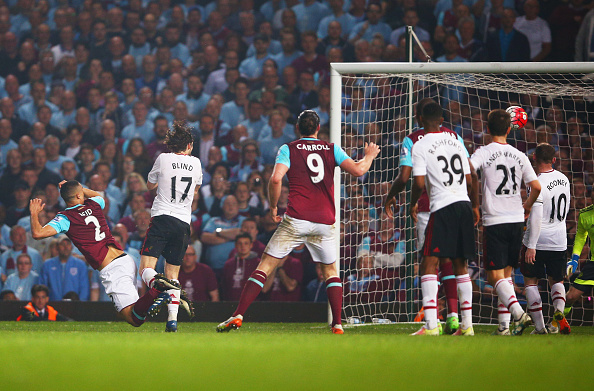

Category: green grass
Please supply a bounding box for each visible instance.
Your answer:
[0,321,591,390]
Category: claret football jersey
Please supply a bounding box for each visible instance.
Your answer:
[276,137,350,225]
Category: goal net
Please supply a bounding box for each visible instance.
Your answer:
[330,62,594,326]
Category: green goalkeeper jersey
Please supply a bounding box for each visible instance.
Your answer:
[572,204,594,262]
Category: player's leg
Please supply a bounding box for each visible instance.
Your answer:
[305,222,342,333]
[520,246,546,333]
[217,216,304,332]
[139,216,179,291]
[163,262,182,332]
[563,261,594,326]
[451,257,473,335]
[544,251,570,334]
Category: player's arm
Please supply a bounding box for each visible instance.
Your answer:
[385,166,411,218]
[209,289,220,302]
[468,160,480,225]
[409,175,424,223]
[569,212,590,274]
[268,162,289,223]
[147,181,158,191]
[276,257,298,292]
[340,142,380,177]
[523,200,543,264]
[523,179,542,213]
[82,187,102,199]
[30,199,59,240]
[146,155,161,191]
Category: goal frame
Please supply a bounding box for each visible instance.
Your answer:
[329,61,594,324]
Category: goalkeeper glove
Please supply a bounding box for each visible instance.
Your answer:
[567,254,579,276]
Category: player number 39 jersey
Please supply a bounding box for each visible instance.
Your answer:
[148,153,203,225]
[411,131,471,212]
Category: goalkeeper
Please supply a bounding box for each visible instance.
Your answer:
[565,204,594,319]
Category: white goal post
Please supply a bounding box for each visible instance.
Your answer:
[330,61,594,326]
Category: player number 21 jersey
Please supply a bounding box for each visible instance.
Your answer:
[411,131,471,212]
[148,153,203,225]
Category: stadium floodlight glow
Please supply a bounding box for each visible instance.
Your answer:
[330,61,594,325]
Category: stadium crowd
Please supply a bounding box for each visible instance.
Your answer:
[0,0,593,306]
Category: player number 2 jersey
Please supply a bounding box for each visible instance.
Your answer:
[470,143,537,226]
[524,169,570,251]
[411,131,471,212]
[148,153,203,225]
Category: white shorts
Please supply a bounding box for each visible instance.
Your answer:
[265,215,336,264]
[99,254,139,312]
[416,211,430,258]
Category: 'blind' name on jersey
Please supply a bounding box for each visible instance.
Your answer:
[523,169,570,251]
[148,153,203,225]
[470,143,537,226]
[411,131,471,212]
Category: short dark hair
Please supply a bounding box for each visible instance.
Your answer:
[416,98,436,122]
[0,290,15,300]
[487,109,511,136]
[534,143,556,164]
[60,180,81,203]
[421,101,443,123]
[31,284,50,297]
[235,232,253,243]
[297,110,320,136]
[165,121,194,153]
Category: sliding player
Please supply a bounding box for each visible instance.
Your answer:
[520,143,570,334]
[30,181,177,327]
[470,109,541,336]
[409,101,479,336]
[217,110,380,334]
[385,97,466,334]
[564,204,594,331]
[139,122,202,332]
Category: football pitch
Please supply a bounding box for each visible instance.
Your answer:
[1,322,591,390]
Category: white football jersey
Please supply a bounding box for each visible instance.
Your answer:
[470,143,537,226]
[523,169,570,251]
[411,131,471,212]
[147,153,203,225]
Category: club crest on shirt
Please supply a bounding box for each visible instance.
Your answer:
[70,268,78,276]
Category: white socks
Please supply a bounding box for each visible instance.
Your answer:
[456,274,473,329]
[525,284,544,331]
[551,282,566,313]
[167,279,180,322]
[421,275,439,330]
[494,278,524,321]
[141,268,158,289]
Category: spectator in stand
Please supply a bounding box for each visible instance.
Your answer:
[229,218,267,258]
[0,224,43,280]
[135,54,160,94]
[0,32,20,78]
[201,194,246,275]
[0,119,17,173]
[231,140,264,183]
[0,96,29,142]
[29,147,61,189]
[0,149,23,206]
[346,252,379,293]
[177,74,210,122]
[292,0,331,34]
[220,78,250,128]
[359,213,406,269]
[317,21,350,59]
[204,10,232,50]
[3,253,39,301]
[146,116,170,162]
[486,8,531,62]
[239,34,272,84]
[457,17,487,62]
[234,181,264,219]
[390,9,430,47]
[18,80,58,126]
[202,172,229,218]
[121,102,155,146]
[222,232,261,300]
[178,244,219,302]
[318,0,356,40]
[89,20,109,61]
[221,125,247,167]
[16,284,71,321]
[259,110,295,165]
[265,254,304,302]
[118,192,149,235]
[349,3,391,43]
[51,90,77,133]
[128,208,151,252]
[513,0,551,62]
[304,263,327,302]
[44,135,72,175]
[291,31,327,80]
[240,100,267,141]
[39,235,89,301]
[98,92,125,135]
[124,138,152,178]
[249,66,288,105]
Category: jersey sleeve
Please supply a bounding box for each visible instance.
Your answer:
[457,134,470,157]
[46,213,70,234]
[469,148,484,171]
[147,154,161,184]
[399,137,413,167]
[411,144,426,177]
[88,196,105,210]
[333,144,350,166]
[275,144,290,168]
[572,212,590,257]
[195,159,204,187]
